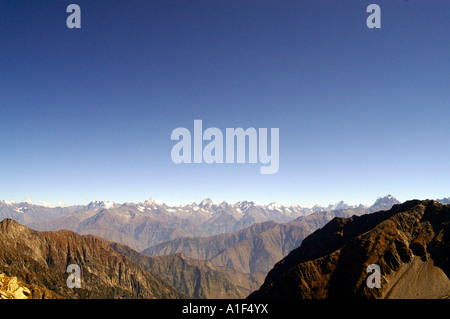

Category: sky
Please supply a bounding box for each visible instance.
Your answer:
[1,0,449,207]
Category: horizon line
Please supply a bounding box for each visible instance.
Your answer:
[1,194,439,210]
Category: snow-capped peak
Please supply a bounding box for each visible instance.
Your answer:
[267,202,283,211]
[199,198,220,207]
[87,200,115,210]
[235,201,255,211]
[373,195,399,205]
[199,198,212,205]
[104,201,114,209]
[312,204,326,212]
[369,195,400,211]
[327,200,352,211]
[144,198,165,206]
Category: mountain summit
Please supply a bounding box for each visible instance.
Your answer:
[86,200,116,210]
[368,194,401,212]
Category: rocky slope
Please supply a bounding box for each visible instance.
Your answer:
[104,239,265,299]
[0,219,184,299]
[248,200,450,299]
[0,273,31,299]
[0,273,60,299]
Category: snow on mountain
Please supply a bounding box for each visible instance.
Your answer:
[0,196,405,221]
[1,195,441,252]
[198,198,221,210]
[312,204,325,212]
[437,197,450,205]
[144,198,165,206]
[312,201,357,212]
[0,194,409,237]
[0,200,15,206]
[267,202,283,211]
[368,194,401,212]
[13,207,26,214]
[86,200,116,210]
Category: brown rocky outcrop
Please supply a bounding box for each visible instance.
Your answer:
[0,219,184,299]
[249,200,450,299]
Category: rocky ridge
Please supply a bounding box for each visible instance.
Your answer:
[0,219,184,299]
[249,200,450,299]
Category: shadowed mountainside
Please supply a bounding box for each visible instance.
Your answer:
[248,200,450,299]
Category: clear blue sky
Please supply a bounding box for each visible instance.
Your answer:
[1,0,449,207]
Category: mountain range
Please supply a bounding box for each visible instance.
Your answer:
[0,195,404,299]
[1,197,449,299]
[0,195,407,278]
[0,195,402,252]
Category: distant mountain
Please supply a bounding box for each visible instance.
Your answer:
[0,195,401,252]
[437,197,450,205]
[0,200,85,226]
[86,200,117,210]
[0,198,330,251]
[0,219,183,299]
[103,239,265,299]
[312,201,365,212]
[143,208,365,274]
[248,200,450,299]
[367,194,401,213]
